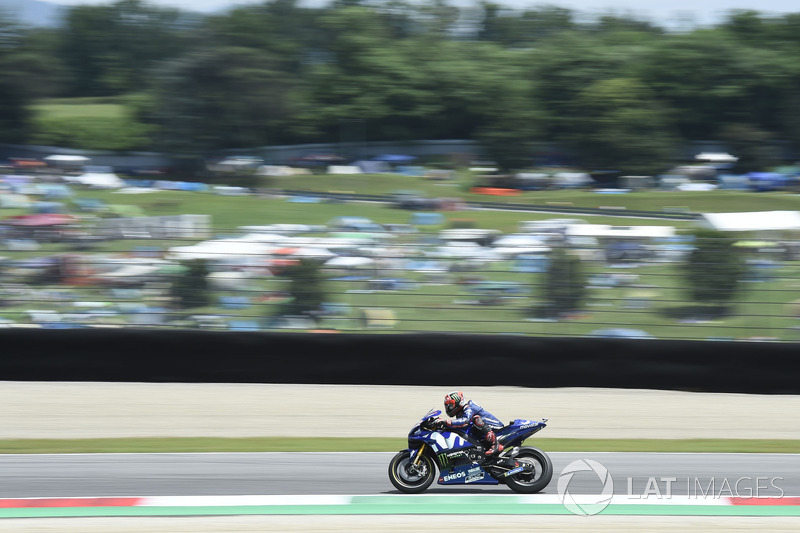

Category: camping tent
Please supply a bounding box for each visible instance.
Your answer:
[698,211,800,232]
[695,152,738,163]
[44,155,90,169]
[566,224,675,239]
[371,154,417,163]
[65,167,125,189]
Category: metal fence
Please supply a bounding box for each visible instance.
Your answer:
[1,228,798,342]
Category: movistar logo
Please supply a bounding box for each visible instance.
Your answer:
[430,432,467,452]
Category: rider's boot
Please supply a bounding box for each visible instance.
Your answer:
[483,430,503,457]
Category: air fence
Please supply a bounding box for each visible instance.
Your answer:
[1,227,798,343]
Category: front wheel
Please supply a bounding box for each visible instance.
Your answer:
[505,446,553,494]
[388,450,436,493]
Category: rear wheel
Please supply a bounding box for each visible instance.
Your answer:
[505,447,553,494]
[388,450,436,493]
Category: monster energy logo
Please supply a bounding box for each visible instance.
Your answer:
[438,450,466,467]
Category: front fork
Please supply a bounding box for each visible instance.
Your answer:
[408,443,428,475]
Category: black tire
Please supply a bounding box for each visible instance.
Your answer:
[505,446,553,494]
[388,450,436,494]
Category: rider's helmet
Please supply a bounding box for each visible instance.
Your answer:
[444,391,467,417]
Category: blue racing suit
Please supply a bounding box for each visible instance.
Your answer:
[446,400,503,432]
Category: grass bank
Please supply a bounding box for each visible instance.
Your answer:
[1,438,797,454]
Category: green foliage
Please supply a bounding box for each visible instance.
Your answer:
[566,77,677,175]
[0,15,36,142]
[58,0,193,97]
[8,2,800,171]
[537,246,588,318]
[683,229,748,314]
[277,258,328,317]
[30,114,154,150]
[147,46,297,152]
[170,259,210,309]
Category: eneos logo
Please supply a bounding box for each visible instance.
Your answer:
[556,459,614,516]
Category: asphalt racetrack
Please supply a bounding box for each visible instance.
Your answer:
[2,452,797,498]
[2,383,799,531]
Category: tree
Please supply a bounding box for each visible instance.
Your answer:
[468,45,543,171]
[682,230,747,315]
[0,15,37,142]
[475,3,575,46]
[634,33,766,141]
[566,77,677,175]
[527,33,631,143]
[536,246,587,318]
[58,0,194,96]
[145,45,299,152]
[278,258,327,318]
[170,259,210,309]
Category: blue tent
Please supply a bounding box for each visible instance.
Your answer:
[748,172,791,192]
[371,154,417,163]
[410,212,444,226]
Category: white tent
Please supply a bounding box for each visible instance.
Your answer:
[44,155,91,172]
[233,233,290,244]
[324,256,374,268]
[66,171,125,189]
[695,152,738,163]
[492,246,551,258]
[492,234,549,248]
[428,242,500,260]
[698,211,800,232]
[239,224,317,234]
[167,240,274,261]
[291,247,337,259]
[44,155,90,163]
[96,264,161,280]
[566,224,675,239]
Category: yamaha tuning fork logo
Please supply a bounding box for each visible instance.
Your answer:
[557,459,614,516]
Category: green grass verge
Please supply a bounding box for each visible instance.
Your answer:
[1,438,797,454]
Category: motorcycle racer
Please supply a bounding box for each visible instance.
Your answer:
[439,391,504,457]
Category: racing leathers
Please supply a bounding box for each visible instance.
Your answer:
[444,400,504,456]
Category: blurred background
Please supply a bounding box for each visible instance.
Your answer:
[1,0,800,342]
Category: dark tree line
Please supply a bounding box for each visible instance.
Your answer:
[3,0,800,173]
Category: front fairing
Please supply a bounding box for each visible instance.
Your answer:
[407,409,441,439]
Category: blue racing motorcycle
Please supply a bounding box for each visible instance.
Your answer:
[388,409,553,494]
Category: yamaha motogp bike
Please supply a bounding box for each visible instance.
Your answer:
[388,409,553,494]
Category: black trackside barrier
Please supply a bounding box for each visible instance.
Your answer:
[0,330,797,394]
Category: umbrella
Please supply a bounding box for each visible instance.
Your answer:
[371,154,417,163]
[324,256,374,268]
[694,152,738,163]
[44,155,90,163]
